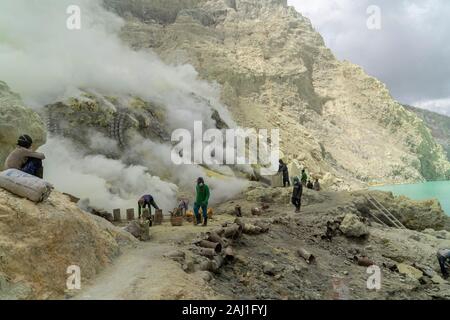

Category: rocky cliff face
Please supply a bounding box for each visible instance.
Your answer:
[0,81,46,167]
[405,105,450,162]
[104,0,450,187]
[0,189,137,299]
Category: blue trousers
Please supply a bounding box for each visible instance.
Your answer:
[194,203,208,223]
[21,158,43,178]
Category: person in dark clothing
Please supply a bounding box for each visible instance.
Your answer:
[194,177,210,226]
[5,135,45,178]
[307,180,314,190]
[314,178,321,192]
[291,177,303,213]
[437,249,450,279]
[278,160,290,187]
[138,194,159,219]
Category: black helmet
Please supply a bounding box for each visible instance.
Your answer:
[18,135,33,148]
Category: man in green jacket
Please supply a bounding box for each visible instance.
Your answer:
[194,177,210,226]
[301,169,308,186]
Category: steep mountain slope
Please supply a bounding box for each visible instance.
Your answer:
[104,0,450,187]
[0,81,46,167]
[0,189,137,299]
[405,105,450,162]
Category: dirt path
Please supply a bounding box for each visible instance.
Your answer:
[73,217,230,300]
[72,187,450,300]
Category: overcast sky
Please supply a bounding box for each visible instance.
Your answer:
[288,0,450,116]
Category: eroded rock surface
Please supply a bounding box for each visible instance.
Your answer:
[0,81,46,167]
[104,0,450,188]
[0,189,137,299]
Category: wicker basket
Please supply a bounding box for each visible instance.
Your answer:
[171,215,183,226]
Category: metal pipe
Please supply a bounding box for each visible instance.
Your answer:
[254,221,270,233]
[105,213,114,222]
[224,224,242,240]
[251,208,262,216]
[154,209,163,225]
[198,240,222,253]
[207,232,225,247]
[243,224,261,235]
[224,224,240,239]
[113,209,121,222]
[297,248,315,264]
[224,247,235,262]
[234,218,245,228]
[198,248,216,259]
[354,256,374,267]
[126,208,135,221]
[212,228,225,237]
[198,260,214,272]
[212,255,224,271]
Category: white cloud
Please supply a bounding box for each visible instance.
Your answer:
[415,98,450,116]
[288,0,450,113]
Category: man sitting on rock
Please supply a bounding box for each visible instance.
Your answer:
[437,249,450,279]
[4,134,45,178]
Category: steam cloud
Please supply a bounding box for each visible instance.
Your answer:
[0,0,248,213]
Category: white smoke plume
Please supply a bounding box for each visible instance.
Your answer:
[0,0,234,130]
[0,0,248,213]
[40,137,179,213]
[40,136,248,213]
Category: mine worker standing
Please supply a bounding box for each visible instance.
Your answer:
[437,249,450,279]
[194,177,210,226]
[301,169,308,186]
[278,159,290,187]
[138,194,159,219]
[4,135,45,178]
[292,177,303,213]
[314,178,321,192]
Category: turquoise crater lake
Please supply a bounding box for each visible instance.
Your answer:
[372,181,450,216]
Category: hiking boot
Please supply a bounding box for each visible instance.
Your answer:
[203,217,208,227]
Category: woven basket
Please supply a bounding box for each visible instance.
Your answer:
[171,215,183,226]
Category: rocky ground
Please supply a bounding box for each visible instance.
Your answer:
[0,189,137,299]
[210,185,450,300]
[67,183,450,300]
